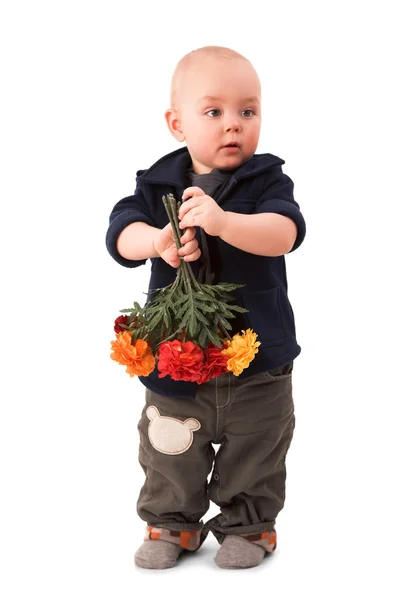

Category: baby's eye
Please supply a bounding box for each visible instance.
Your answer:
[242,109,255,117]
[205,109,221,117]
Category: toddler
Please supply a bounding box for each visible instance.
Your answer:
[106,46,306,569]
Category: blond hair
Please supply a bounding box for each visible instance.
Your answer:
[170,46,251,109]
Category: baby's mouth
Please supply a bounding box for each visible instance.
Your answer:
[222,142,239,149]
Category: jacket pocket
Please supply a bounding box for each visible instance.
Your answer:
[239,287,287,346]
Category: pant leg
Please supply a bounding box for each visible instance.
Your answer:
[205,364,295,544]
[137,387,215,537]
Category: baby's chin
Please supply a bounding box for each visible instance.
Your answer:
[191,150,253,173]
[213,153,250,170]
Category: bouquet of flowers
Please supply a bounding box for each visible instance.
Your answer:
[110,194,260,384]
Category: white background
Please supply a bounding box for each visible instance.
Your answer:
[1,0,399,598]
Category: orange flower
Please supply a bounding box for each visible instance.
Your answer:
[221,329,260,376]
[110,331,155,377]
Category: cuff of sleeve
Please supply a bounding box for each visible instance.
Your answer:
[257,199,306,252]
[106,210,154,268]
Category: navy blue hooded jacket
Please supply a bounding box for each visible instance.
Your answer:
[106,147,306,399]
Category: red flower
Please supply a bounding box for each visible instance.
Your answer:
[114,315,138,334]
[198,344,229,384]
[157,340,204,382]
[114,315,129,333]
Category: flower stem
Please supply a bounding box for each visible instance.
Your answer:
[162,198,184,297]
[164,194,201,290]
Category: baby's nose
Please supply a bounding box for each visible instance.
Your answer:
[225,121,241,132]
[224,115,241,132]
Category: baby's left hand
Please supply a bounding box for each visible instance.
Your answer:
[179,186,227,237]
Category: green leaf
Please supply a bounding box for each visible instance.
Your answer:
[147,313,164,331]
[174,301,190,321]
[198,328,208,348]
[198,285,215,297]
[226,304,248,314]
[177,313,190,330]
[188,312,198,337]
[218,317,233,331]
[172,295,190,307]
[193,309,209,325]
[215,283,246,291]
[197,303,215,313]
[219,308,236,319]
[193,290,216,302]
[207,329,223,347]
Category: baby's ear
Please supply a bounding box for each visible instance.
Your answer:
[165,108,185,142]
[146,406,160,421]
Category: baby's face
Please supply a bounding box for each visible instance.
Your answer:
[173,57,261,174]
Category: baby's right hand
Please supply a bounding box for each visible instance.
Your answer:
[153,223,201,268]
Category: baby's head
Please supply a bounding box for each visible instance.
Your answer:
[165,46,261,174]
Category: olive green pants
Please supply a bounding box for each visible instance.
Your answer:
[137,363,295,545]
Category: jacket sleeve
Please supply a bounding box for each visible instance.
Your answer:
[256,167,306,252]
[105,184,155,268]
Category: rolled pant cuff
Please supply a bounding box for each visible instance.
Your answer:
[205,516,277,552]
[145,525,202,551]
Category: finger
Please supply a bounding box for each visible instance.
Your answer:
[168,256,181,268]
[178,239,199,256]
[158,222,174,244]
[161,222,173,234]
[182,247,201,262]
[178,197,204,220]
[180,210,203,229]
[158,222,171,237]
[180,227,196,244]
[182,186,205,201]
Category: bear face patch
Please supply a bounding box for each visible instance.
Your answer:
[146,406,201,455]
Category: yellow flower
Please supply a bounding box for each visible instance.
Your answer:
[110,331,156,377]
[221,329,261,376]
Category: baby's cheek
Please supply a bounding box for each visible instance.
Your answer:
[197,138,214,156]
